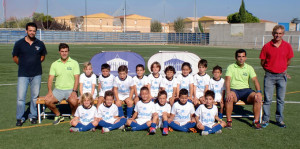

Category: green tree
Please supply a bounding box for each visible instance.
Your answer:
[239,0,246,22]
[151,20,162,32]
[198,21,204,33]
[174,17,184,33]
[32,12,54,29]
[227,0,259,23]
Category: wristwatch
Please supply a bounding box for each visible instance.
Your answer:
[72,90,78,93]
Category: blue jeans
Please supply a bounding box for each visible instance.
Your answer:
[263,71,287,122]
[16,75,41,120]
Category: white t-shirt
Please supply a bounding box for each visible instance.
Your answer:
[97,103,118,124]
[79,73,97,97]
[171,102,195,125]
[209,78,225,102]
[195,104,218,128]
[134,101,156,121]
[98,74,115,97]
[113,75,134,96]
[155,103,171,120]
[74,105,98,125]
[177,74,194,94]
[148,73,163,97]
[194,73,210,98]
[160,77,177,101]
[133,75,149,96]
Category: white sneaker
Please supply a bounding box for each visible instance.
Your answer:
[201,131,209,136]
[70,127,79,132]
[102,127,110,133]
[215,130,222,134]
[118,125,125,130]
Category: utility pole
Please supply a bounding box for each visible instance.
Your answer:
[123,0,126,33]
[85,0,87,32]
[46,0,48,29]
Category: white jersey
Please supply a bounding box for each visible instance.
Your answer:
[177,74,194,94]
[155,103,171,119]
[194,73,210,98]
[113,75,134,96]
[98,74,115,97]
[134,101,156,121]
[148,73,163,97]
[209,78,225,102]
[133,75,149,96]
[171,102,195,125]
[195,104,218,128]
[97,103,118,124]
[160,77,177,101]
[74,105,98,125]
[79,73,97,98]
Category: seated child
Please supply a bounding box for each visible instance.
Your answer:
[176,62,194,104]
[160,66,177,106]
[97,63,114,108]
[193,59,210,105]
[195,90,226,136]
[209,65,225,119]
[168,89,196,132]
[148,61,163,99]
[69,92,98,132]
[79,62,97,99]
[98,91,127,133]
[123,87,157,134]
[153,90,171,136]
[133,64,150,104]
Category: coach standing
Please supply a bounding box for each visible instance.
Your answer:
[260,25,294,128]
[12,22,47,126]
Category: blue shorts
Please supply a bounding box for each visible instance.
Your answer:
[231,88,254,102]
[53,88,73,102]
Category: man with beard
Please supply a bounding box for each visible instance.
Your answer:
[13,22,47,126]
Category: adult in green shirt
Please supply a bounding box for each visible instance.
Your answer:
[45,43,80,125]
[225,49,262,129]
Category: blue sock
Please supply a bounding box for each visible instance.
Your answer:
[126,107,133,118]
[76,123,94,132]
[98,120,113,128]
[109,118,127,130]
[211,124,222,134]
[204,126,213,134]
[169,121,188,132]
[151,123,156,128]
[132,123,149,131]
[163,121,168,128]
[130,121,138,128]
[218,112,223,119]
[75,123,84,129]
[182,122,196,129]
[118,106,124,117]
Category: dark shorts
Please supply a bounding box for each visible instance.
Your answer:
[231,88,254,102]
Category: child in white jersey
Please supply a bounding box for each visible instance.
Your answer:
[160,66,177,106]
[113,65,135,118]
[193,59,210,105]
[69,93,98,132]
[133,64,150,104]
[148,61,163,99]
[79,62,97,99]
[123,87,157,134]
[97,63,114,108]
[98,91,127,133]
[153,90,171,136]
[176,62,194,104]
[209,65,225,119]
[195,90,226,135]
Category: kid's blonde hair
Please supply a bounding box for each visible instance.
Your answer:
[80,92,94,106]
[83,62,92,71]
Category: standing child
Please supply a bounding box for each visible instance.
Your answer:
[160,66,177,106]
[123,87,157,134]
[168,89,196,132]
[113,65,135,118]
[193,59,210,105]
[97,63,115,108]
[69,93,98,132]
[148,62,163,99]
[133,64,150,104]
[79,62,97,99]
[98,91,127,133]
[195,90,226,136]
[176,62,194,104]
[209,65,225,119]
[154,90,171,135]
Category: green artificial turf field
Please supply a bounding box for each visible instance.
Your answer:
[0,44,299,148]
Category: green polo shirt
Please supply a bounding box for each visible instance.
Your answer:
[225,63,256,90]
[49,57,80,90]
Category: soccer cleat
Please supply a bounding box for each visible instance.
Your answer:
[252,120,262,130]
[277,122,286,128]
[201,131,209,136]
[16,119,24,127]
[29,118,37,124]
[215,130,222,134]
[89,128,96,132]
[162,128,168,136]
[226,121,232,129]
[118,125,125,130]
[69,127,79,132]
[149,127,156,135]
[168,127,174,132]
[123,126,132,132]
[261,121,269,128]
[102,127,110,133]
[53,116,64,125]
[189,128,197,133]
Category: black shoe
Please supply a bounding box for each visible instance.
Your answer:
[16,119,24,126]
[30,118,37,124]
[277,121,286,128]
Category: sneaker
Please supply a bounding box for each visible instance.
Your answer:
[252,120,262,130]
[162,128,168,136]
[70,127,79,132]
[277,122,286,128]
[102,127,110,133]
[189,128,197,133]
[261,121,269,128]
[123,126,132,132]
[16,119,24,127]
[53,116,64,125]
[89,128,96,132]
[30,118,37,124]
[149,127,156,135]
[226,121,232,129]
[118,125,125,130]
[201,131,209,136]
[215,130,222,134]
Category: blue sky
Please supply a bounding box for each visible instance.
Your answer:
[1,0,300,23]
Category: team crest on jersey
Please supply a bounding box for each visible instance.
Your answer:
[67,67,72,70]
[143,107,147,111]
[243,72,248,76]
[35,46,40,51]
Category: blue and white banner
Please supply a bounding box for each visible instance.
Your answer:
[90,51,145,76]
[147,51,201,76]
